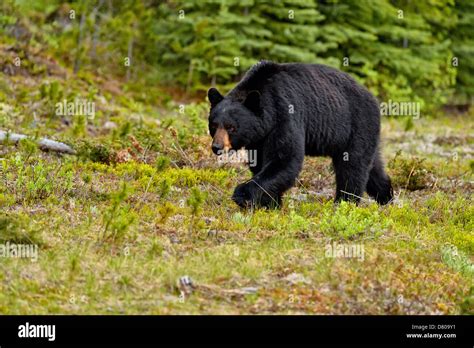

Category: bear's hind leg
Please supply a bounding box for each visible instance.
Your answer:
[332,153,372,204]
[366,154,393,205]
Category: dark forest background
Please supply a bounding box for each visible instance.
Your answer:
[2,0,473,110]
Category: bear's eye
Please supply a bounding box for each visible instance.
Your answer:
[210,122,218,130]
[225,124,236,133]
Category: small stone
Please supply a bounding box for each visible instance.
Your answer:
[204,216,216,225]
[169,234,179,244]
[207,229,218,238]
[177,275,195,295]
[103,121,117,130]
[283,272,311,285]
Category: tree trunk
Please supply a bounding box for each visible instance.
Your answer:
[73,4,87,74]
[90,0,105,63]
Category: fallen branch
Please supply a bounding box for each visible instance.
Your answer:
[0,130,75,154]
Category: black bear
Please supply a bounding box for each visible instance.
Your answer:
[207,61,393,208]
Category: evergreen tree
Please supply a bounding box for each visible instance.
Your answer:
[8,0,469,109]
[318,0,455,110]
[154,0,249,91]
[153,0,331,91]
[249,0,328,63]
[451,0,474,104]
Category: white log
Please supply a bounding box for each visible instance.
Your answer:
[0,130,75,154]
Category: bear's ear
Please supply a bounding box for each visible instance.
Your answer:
[244,90,262,116]
[208,88,224,107]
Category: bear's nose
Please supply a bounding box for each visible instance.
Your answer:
[212,143,223,155]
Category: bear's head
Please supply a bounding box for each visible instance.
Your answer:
[207,87,264,155]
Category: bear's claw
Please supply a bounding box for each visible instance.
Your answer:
[231,182,255,208]
[232,181,280,209]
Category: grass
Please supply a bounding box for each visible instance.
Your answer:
[0,42,473,315]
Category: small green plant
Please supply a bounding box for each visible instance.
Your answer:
[288,211,311,233]
[186,186,206,236]
[441,244,474,278]
[40,80,63,104]
[186,103,208,136]
[119,121,132,139]
[76,141,112,164]
[156,156,170,171]
[148,239,164,257]
[319,201,389,239]
[82,173,91,184]
[71,114,87,138]
[157,202,177,224]
[0,213,41,245]
[459,287,473,315]
[101,183,136,242]
[232,212,251,226]
[158,177,172,199]
[18,138,39,162]
[0,214,20,242]
[404,116,414,132]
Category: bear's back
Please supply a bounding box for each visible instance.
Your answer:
[229,61,364,101]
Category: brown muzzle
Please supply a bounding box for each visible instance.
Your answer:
[212,128,231,154]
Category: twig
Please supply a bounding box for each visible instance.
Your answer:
[295,177,324,205]
[171,142,194,167]
[339,190,371,202]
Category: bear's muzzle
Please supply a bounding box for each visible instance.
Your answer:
[212,128,231,154]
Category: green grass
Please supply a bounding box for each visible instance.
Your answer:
[0,43,473,315]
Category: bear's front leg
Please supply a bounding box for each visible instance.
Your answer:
[232,180,281,208]
[232,149,304,209]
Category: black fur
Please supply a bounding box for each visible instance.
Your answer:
[208,61,393,208]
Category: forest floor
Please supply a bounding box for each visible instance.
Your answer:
[0,42,473,314]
